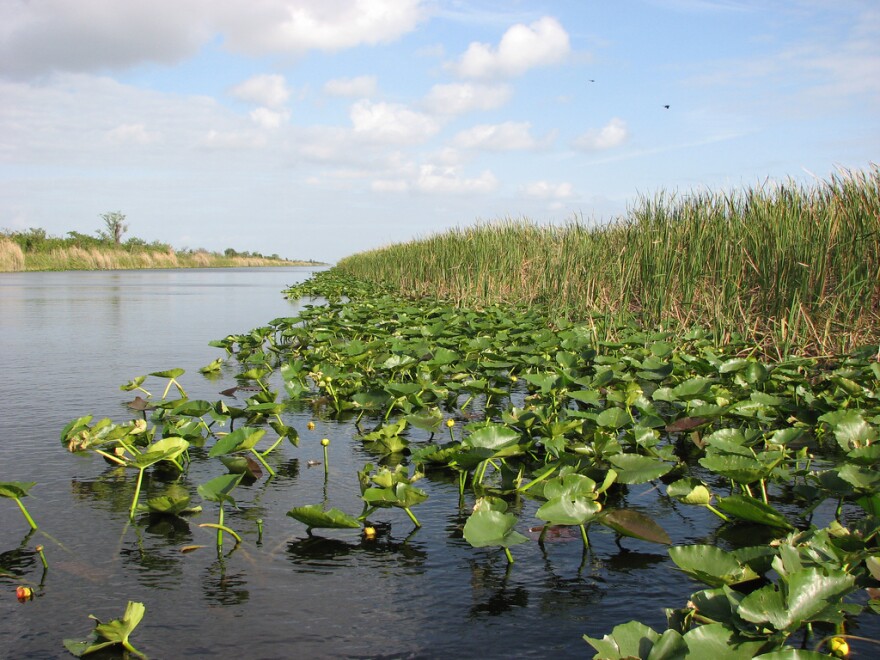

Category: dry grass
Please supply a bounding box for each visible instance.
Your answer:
[0,238,25,271]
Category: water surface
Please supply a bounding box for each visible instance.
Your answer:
[0,267,755,658]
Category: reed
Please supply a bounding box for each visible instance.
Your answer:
[0,238,25,271]
[336,165,880,356]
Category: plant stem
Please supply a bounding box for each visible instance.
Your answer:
[129,468,145,520]
[705,503,730,521]
[504,547,514,564]
[403,507,421,528]
[248,448,276,478]
[579,523,590,550]
[15,498,38,530]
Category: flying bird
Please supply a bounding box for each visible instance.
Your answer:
[663,104,670,109]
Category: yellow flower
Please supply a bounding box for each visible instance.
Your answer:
[307,421,315,431]
[446,419,455,428]
[363,526,376,540]
[829,637,849,658]
[321,438,330,447]
[16,586,33,602]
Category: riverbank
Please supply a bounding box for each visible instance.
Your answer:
[0,238,322,272]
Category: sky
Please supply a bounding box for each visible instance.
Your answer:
[1,1,878,263]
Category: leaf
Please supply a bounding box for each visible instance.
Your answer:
[462,509,528,549]
[607,454,673,484]
[362,483,428,509]
[197,473,244,506]
[596,407,631,429]
[208,427,266,457]
[716,494,793,530]
[286,504,361,530]
[600,509,671,545]
[536,496,602,526]
[583,620,660,659]
[150,368,185,379]
[64,601,147,659]
[0,481,36,499]
[463,424,520,451]
[666,478,711,506]
[668,545,760,587]
[681,623,765,659]
[698,454,765,484]
[141,484,191,515]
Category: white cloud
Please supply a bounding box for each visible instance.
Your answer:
[200,129,268,150]
[106,123,161,145]
[0,0,212,76]
[453,121,552,150]
[451,17,570,79]
[573,118,628,150]
[230,74,290,109]
[524,181,573,199]
[350,100,440,144]
[416,165,497,194]
[0,0,424,76]
[422,82,512,115]
[323,75,378,97]
[371,179,409,192]
[249,107,289,129]
[216,0,424,55]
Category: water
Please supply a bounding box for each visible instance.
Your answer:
[0,268,765,658]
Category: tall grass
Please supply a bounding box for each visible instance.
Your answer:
[0,238,25,271]
[6,246,309,272]
[336,166,880,356]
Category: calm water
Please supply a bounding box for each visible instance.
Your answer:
[0,268,806,658]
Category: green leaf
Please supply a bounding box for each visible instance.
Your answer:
[141,484,191,515]
[64,601,147,659]
[583,620,660,659]
[208,427,267,457]
[0,481,36,499]
[362,483,428,509]
[596,407,632,429]
[462,509,528,549]
[463,424,520,451]
[668,545,761,587]
[536,496,602,526]
[681,623,765,659]
[607,454,673,484]
[286,504,361,530]
[716,494,793,530]
[600,509,671,545]
[197,473,244,506]
[150,368,185,379]
[666,478,711,505]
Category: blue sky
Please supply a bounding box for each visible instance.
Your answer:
[1,1,878,262]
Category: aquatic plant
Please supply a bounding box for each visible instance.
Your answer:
[63,600,147,658]
[0,481,39,531]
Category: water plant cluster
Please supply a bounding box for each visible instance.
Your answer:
[10,269,877,657]
[335,166,880,357]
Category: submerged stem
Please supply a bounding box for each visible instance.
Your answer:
[504,547,514,564]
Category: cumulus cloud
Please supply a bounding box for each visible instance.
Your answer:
[0,0,424,76]
[350,100,440,144]
[249,107,289,129]
[323,75,378,97]
[416,165,497,194]
[106,123,162,145]
[230,74,291,108]
[524,180,573,199]
[0,0,212,76]
[452,121,552,150]
[422,82,512,115]
[451,17,570,79]
[573,117,628,150]
[216,0,424,55]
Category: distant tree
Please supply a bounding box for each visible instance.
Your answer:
[99,211,128,244]
[224,248,237,258]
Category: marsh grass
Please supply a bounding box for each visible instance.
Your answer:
[0,238,25,271]
[6,246,309,272]
[336,166,880,356]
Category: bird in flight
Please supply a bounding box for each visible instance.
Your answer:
[663,104,670,109]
